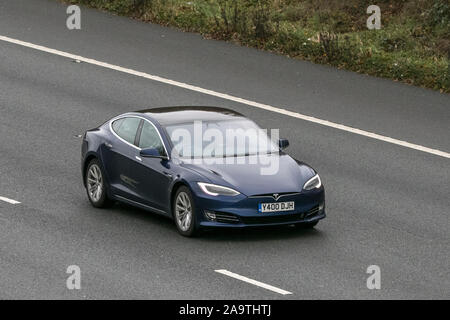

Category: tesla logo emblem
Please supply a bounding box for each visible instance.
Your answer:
[272,193,281,201]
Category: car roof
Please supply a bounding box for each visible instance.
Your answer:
[131,106,245,126]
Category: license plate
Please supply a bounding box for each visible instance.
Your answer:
[258,201,294,213]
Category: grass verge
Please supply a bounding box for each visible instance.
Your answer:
[63,0,449,93]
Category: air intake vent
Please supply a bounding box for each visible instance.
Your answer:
[305,206,319,217]
[214,212,240,223]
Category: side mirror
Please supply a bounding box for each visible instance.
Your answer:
[279,138,289,150]
[140,148,168,160]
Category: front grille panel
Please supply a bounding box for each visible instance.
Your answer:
[240,206,319,225]
[248,192,301,200]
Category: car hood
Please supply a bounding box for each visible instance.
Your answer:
[180,153,315,196]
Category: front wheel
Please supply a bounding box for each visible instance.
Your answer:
[85,159,113,208]
[173,186,198,237]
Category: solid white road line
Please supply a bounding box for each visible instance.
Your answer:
[0,196,21,205]
[1,35,449,159]
[215,269,292,295]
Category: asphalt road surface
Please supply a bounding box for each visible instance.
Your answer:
[0,0,449,299]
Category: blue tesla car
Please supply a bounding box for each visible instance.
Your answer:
[81,107,325,236]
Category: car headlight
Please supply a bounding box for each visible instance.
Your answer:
[303,174,321,190]
[197,182,240,196]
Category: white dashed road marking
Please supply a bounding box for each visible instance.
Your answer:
[215,269,292,295]
[0,196,21,205]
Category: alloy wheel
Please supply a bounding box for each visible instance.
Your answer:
[175,191,192,231]
[87,164,103,203]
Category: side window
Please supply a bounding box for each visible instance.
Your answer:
[112,117,141,145]
[139,121,165,154]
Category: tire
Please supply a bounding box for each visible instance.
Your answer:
[296,221,319,229]
[173,186,198,237]
[85,158,113,208]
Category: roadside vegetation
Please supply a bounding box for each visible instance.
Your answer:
[64,0,449,92]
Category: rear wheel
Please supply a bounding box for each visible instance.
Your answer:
[173,186,198,237]
[85,159,113,208]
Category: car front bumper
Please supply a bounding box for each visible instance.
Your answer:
[191,184,326,228]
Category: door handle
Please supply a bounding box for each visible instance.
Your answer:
[105,142,113,149]
[135,156,142,162]
[163,171,173,178]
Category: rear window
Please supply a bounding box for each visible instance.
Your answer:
[112,117,141,145]
[112,118,125,133]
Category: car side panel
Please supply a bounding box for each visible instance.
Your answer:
[100,131,144,203]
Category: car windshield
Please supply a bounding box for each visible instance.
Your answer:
[164,119,279,158]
